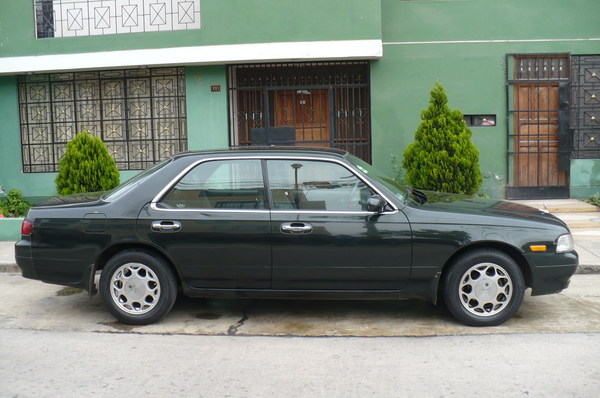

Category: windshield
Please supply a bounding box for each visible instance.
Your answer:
[345,154,407,202]
[103,158,172,201]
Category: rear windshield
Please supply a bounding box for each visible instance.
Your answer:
[103,158,172,201]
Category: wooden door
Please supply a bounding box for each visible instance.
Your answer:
[513,84,568,187]
[273,89,330,147]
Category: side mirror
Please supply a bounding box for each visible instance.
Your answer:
[366,195,386,213]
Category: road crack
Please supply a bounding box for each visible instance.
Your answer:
[227,303,252,335]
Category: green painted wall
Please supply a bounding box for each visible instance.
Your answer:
[0,0,382,58]
[186,66,229,150]
[383,0,600,42]
[0,218,23,241]
[3,0,600,200]
[0,76,56,200]
[370,0,600,198]
[570,159,600,198]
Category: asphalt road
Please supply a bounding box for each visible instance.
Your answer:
[1,274,600,397]
[1,329,599,397]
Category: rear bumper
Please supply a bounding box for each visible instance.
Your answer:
[529,251,578,296]
[14,239,94,292]
[15,239,37,279]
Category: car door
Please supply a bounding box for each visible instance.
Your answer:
[137,158,271,289]
[267,158,412,290]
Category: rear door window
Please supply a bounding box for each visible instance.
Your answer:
[160,159,266,210]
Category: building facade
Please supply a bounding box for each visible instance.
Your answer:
[1,0,599,201]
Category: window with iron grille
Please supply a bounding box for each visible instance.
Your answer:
[33,0,201,39]
[18,67,187,172]
[228,62,372,162]
[513,55,569,81]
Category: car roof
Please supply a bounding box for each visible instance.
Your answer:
[171,146,350,160]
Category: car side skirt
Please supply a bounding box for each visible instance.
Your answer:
[181,285,424,301]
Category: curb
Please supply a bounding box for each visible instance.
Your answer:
[0,264,19,273]
[1,263,599,274]
[577,264,600,274]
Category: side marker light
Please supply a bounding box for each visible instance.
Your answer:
[530,245,547,252]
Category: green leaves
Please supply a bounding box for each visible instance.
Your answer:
[402,82,482,195]
[0,189,31,217]
[55,131,120,195]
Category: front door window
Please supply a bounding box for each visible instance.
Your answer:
[267,160,372,211]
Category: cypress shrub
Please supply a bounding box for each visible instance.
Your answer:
[402,82,482,195]
[56,131,120,195]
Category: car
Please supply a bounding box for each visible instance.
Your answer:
[15,147,578,326]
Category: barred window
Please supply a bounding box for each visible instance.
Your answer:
[18,67,187,172]
[33,0,201,39]
[513,55,569,81]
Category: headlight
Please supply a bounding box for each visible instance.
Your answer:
[556,234,574,253]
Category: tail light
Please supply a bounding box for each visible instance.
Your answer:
[21,219,33,236]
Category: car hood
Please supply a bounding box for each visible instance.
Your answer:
[34,191,107,208]
[409,191,567,228]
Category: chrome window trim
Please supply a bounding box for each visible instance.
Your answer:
[151,155,399,213]
[148,204,398,216]
[269,209,399,216]
[149,204,271,213]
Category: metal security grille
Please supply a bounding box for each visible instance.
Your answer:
[506,54,570,199]
[570,55,600,159]
[228,62,372,162]
[18,67,187,172]
[33,0,201,38]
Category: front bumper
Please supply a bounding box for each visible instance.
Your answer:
[529,251,578,296]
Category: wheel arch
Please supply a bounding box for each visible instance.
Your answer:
[91,243,181,293]
[436,242,532,299]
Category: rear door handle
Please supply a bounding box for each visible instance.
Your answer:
[151,220,182,232]
[281,222,313,234]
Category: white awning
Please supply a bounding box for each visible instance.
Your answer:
[0,40,383,75]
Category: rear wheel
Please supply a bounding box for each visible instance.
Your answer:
[100,250,177,325]
[442,249,525,326]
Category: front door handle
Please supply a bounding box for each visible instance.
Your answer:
[281,222,313,234]
[151,220,182,232]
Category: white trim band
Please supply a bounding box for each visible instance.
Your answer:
[0,39,383,75]
[384,37,600,46]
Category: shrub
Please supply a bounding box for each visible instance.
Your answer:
[587,192,600,208]
[402,82,482,195]
[0,189,32,217]
[391,154,407,185]
[56,131,120,195]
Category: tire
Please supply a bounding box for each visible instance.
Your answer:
[100,250,178,325]
[442,249,525,327]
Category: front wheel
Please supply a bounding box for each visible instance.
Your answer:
[99,250,178,325]
[442,249,525,326]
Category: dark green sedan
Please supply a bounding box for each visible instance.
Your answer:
[15,148,578,326]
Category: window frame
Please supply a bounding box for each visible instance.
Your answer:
[265,159,374,212]
[151,155,398,214]
[158,158,267,211]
